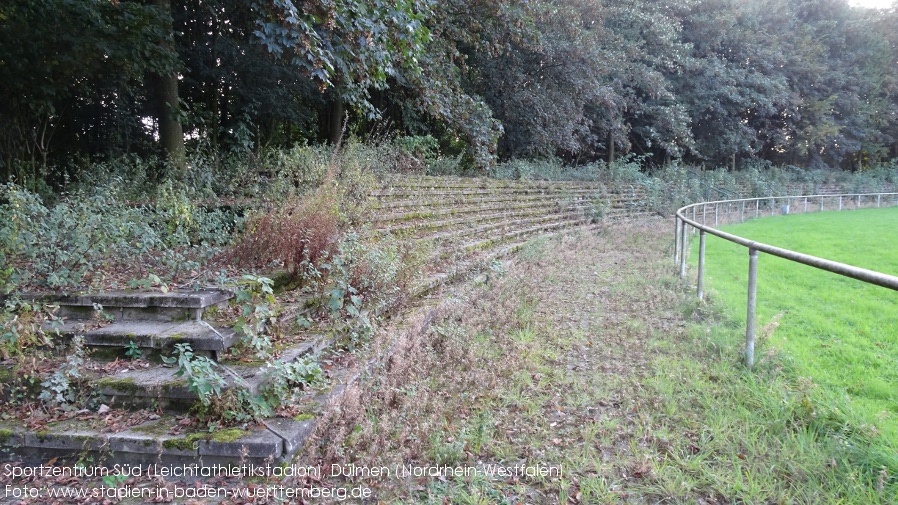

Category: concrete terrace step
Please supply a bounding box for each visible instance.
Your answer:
[36,290,238,356]
[370,191,601,214]
[371,185,645,204]
[424,210,589,247]
[376,203,593,238]
[371,186,605,202]
[371,197,590,225]
[379,175,601,190]
[0,411,316,466]
[91,334,330,410]
[55,320,238,358]
[49,289,233,322]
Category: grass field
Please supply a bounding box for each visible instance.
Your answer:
[694,207,898,448]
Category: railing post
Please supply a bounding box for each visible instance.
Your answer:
[745,248,759,370]
[755,199,759,218]
[839,195,843,210]
[697,230,706,301]
[804,196,808,213]
[770,197,775,216]
[702,204,707,225]
[714,203,718,226]
[679,221,688,278]
[692,206,697,235]
[857,194,861,208]
[675,216,681,264]
[820,196,824,212]
[741,200,745,222]
[878,194,882,208]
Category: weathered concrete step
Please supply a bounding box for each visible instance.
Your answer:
[423,209,589,245]
[380,175,600,191]
[371,186,603,201]
[370,192,595,213]
[370,196,596,224]
[377,203,593,238]
[54,320,239,356]
[0,413,315,466]
[0,337,354,466]
[371,188,644,211]
[460,217,591,255]
[46,289,232,322]
[92,335,329,410]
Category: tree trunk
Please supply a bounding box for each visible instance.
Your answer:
[608,133,615,164]
[152,0,185,173]
[328,99,345,145]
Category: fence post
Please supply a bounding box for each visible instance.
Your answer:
[714,203,719,226]
[839,195,843,210]
[679,221,688,278]
[857,194,861,208]
[745,248,759,369]
[878,194,882,208]
[741,200,745,222]
[692,206,697,234]
[697,230,706,301]
[675,216,681,264]
[820,195,824,212]
[702,204,707,225]
[755,199,759,218]
[804,196,808,213]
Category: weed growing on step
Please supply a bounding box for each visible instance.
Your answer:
[231,275,280,359]
[0,298,57,359]
[162,343,227,408]
[38,336,86,409]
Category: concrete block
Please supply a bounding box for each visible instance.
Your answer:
[198,429,282,460]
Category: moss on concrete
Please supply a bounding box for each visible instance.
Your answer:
[96,377,141,393]
[163,437,199,451]
[292,413,315,422]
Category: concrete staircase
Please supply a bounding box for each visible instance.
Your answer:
[1,290,328,465]
[0,175,664,466]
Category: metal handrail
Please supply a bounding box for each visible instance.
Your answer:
[673,192,898,368]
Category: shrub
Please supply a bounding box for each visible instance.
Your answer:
[226,186,344,278]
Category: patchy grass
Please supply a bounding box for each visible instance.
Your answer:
[301,220,896,503]
[695,207,898,448]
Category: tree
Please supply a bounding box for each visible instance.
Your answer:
[0,0,176,180]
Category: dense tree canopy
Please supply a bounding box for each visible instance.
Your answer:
[1,0,896,181]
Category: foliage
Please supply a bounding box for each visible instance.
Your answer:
[0,182,236,292]
[227,187,344,278]
[0,0,178,179]
[259,356,324,404]
[162,343,228,408]
[38,336,86,408]
[231,275,279,359]
[0,299,57,360]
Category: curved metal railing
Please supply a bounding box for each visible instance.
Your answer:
[674,192,898,368]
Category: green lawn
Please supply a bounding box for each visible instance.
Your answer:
[693,207,898,446]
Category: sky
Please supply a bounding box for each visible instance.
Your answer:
[848,0,894,9]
